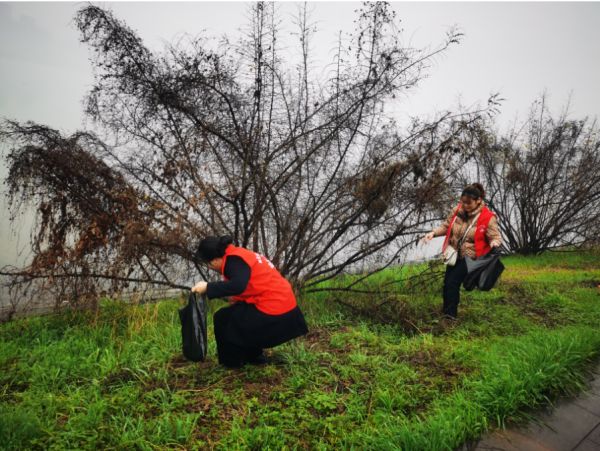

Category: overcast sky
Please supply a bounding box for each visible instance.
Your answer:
[2,1,600,270]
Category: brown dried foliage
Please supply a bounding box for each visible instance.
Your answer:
[1,3,497,314]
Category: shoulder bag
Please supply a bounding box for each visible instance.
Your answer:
[443,212,480,266]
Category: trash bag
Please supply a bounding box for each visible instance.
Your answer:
[178,292,208,362]
[463,248,505,292]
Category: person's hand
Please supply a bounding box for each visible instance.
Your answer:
[490,239,501,248]
[421,231,435,244]
[192,281,208,294]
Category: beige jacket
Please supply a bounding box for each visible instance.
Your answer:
[432,203,501,259]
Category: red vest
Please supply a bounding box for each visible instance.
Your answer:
[220,245,297,315]
[442,204,495,257]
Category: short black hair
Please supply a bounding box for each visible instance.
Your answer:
[194,236,234,262]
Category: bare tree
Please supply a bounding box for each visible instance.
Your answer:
[1,2,496,310]
[473,94,600,254]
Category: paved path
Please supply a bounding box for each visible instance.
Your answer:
[468,363,600,451]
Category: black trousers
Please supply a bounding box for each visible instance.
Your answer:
[442,257,468,318]
[213,302,308,368]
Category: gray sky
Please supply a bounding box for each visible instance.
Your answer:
[2,1,600,269]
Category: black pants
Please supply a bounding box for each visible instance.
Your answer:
[443,257,468,318]
[213,302,308,368]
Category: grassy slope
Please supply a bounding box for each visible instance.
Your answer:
[1,251,599,450]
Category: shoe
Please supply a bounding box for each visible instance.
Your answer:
[439,315,458,329]
[246,354,269,365]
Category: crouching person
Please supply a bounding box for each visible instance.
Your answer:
[192,236,308,368]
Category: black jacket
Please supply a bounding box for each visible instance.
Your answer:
[206,256,250,299]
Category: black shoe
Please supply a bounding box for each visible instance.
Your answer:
[247,354,269,365]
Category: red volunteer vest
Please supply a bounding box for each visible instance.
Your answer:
[220,245,297,315]
[442,203,495,257]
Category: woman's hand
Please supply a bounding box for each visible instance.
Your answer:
[421,231,435,244]
[192,281,208,294]
[490,239,501,248]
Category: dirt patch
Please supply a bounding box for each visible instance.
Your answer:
[330,296,439,336]
[0,379,30,403]
[396,347,477,415]
[332,296,475,338]
[167,354,191,370]
[128,325,474,445]
[304,325,475,414]
[329,378,353,396]
[56,413,69,427]
[141,326,475,445]
[303,327,336,345]
[101,359,214,394]
[581,280,600,289]
[501,285,568,327]
[302,326,475,386]
[100,368,140,392]
[405,348,473,381]
[302,326,354,355]
[185,368,288,445]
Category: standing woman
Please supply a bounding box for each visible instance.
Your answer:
[191,236,308,368]
[422,183,502,319]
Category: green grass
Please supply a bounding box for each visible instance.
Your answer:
[1,250,600,450]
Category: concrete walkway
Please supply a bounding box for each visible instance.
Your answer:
[468,363,600,451]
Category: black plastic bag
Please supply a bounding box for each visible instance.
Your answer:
[178,292,208,362]
[463,249,505,292]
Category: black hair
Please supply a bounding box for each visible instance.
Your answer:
[194,235,234,262]
[461,183,485,200]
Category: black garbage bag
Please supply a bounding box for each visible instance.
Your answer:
[178,292,208,362]
[463,248,505,292]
